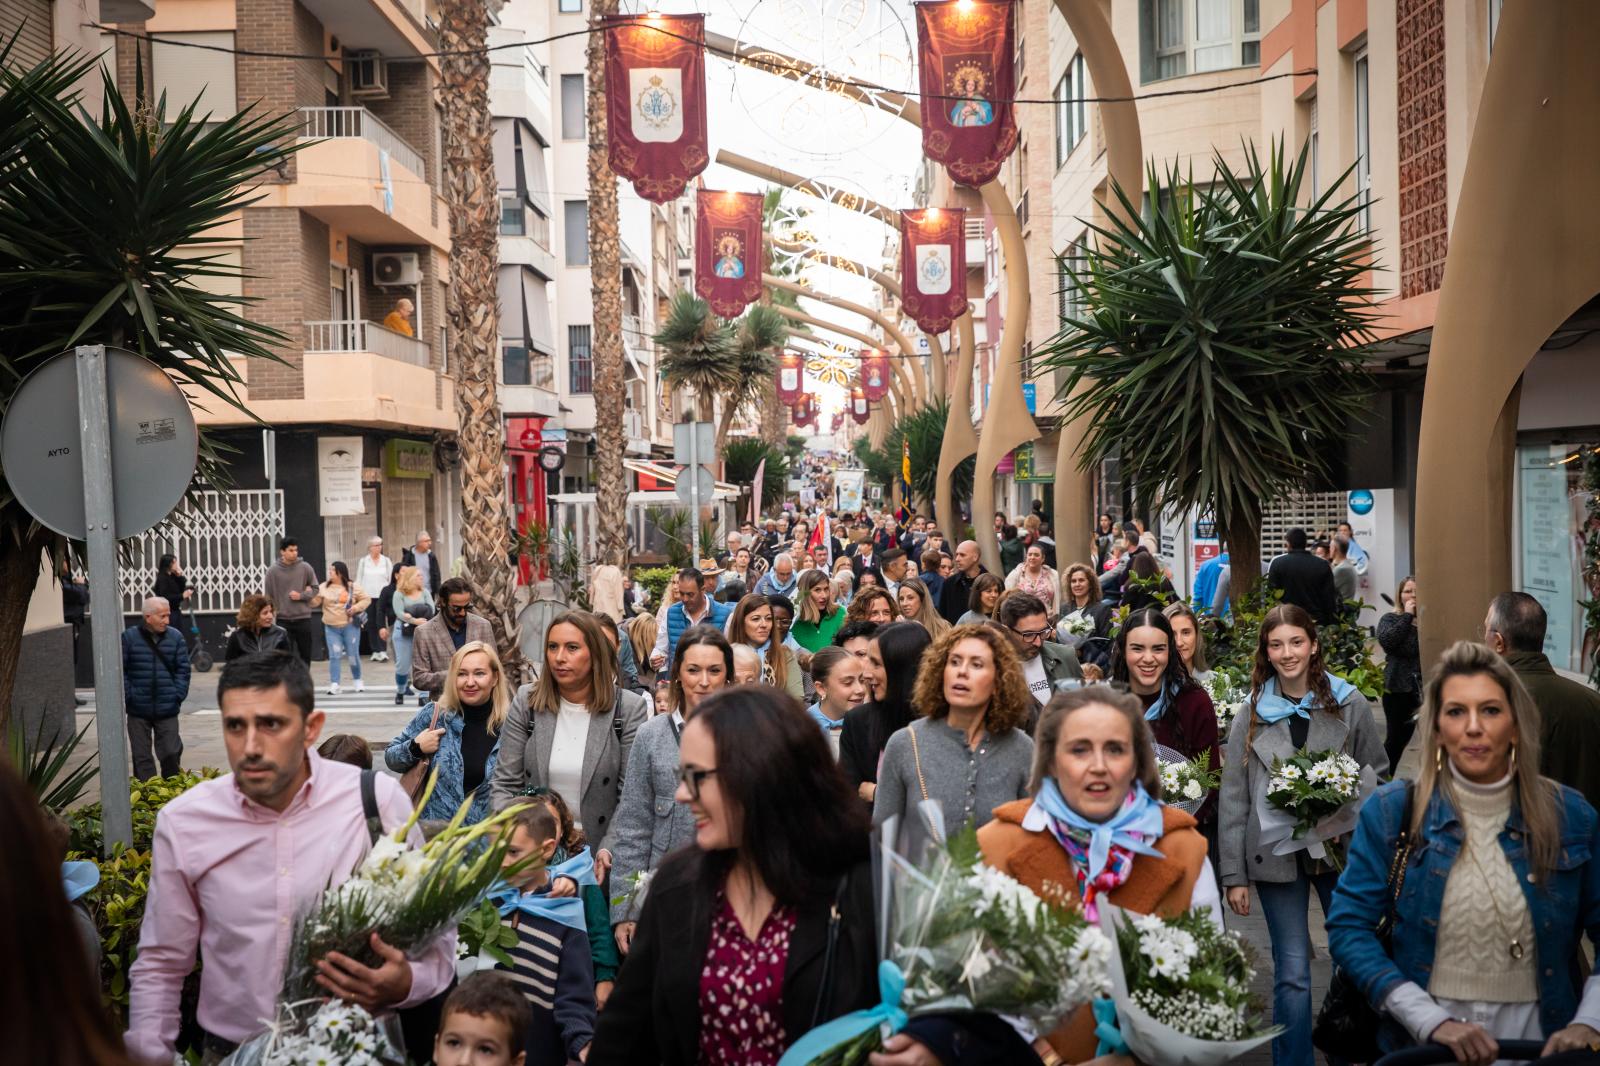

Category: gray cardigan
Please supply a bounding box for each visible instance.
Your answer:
[488,683,649,854]
[1216,688,1388,887]
[872,717,1033,835]
[608,712,698,923]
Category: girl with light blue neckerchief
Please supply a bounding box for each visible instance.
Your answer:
[1217,603,1387,1066]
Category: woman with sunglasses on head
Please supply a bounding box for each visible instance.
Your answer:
[1328,641,1600,1064]
[607,626,733,956]
[728,594,804,701]
[1218,604,1387,1066]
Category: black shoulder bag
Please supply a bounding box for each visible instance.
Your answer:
[1312,782,1415,1061]
[810,873,853,1028]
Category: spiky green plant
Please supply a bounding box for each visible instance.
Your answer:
[888,397,974,515]
[723,438,790,509]
[655,291,737,421]
[1037,141,1379,589]
[715,304,787,448]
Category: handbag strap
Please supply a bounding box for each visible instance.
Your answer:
[908,723,929,803]
[1378,782,1416,932]
[360,769,384,845]
[810,873,851,1028]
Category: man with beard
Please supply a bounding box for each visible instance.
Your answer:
[994,593,1084,715]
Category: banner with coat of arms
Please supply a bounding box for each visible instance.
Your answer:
[850,387,871,425]
[900,207,968,334]
[776,350,805,404]
[915,0,1018,187]
[858,350,891,402]
[695,189,765,318]
[603,14,709,203]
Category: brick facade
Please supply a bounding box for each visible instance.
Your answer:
[1396,0,1447,299]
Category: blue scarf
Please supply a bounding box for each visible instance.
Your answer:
[489,847,596,933]
[1141,683,1173,722]
[1034,778,1165,881]
[1255,672,1356,725]
[63,860,99,903]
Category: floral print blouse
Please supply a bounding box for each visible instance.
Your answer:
[697,890,797,1065]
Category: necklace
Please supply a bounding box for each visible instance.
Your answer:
[1461,838,1527,961]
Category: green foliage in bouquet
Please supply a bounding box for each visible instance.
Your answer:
[457,898,519,967]
[1114,910,1269,1042]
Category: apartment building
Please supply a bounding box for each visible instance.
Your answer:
[94,0,460,647]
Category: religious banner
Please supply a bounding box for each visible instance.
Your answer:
[851,387,871,425]
[776,350,805,405]
[695,189,764,317]
[858,350,891,402]
[831,410,845,433]
[603,14,709,203]
[900,207,968,333]
[793,394,817,427]
[915,0,1018,187]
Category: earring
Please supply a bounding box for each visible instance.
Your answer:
[1510,745,1517,776]
[1435,746,1444,774]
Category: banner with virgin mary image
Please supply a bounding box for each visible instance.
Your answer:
[604,14,709,203]
[858,350,891,402]
[695,189,764,317]
[900,207,968,334]
[915,0,1018,187]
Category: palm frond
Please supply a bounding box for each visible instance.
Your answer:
[654,291,738,395]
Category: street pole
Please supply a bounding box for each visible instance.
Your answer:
[76,345,132,853]
[688,399,701,554]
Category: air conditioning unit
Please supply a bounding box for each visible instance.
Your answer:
[350,51,389,98]
[372,252,420,287]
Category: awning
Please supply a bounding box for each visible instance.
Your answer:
[623,457,738,493]
[522,271,554,355]
[491,118,516,197]
[496,266,527,347]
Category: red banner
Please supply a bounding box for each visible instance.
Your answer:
[775,350,805,404]
[900,207,968,334]
[792,394,817,427]
[695,189,764,318]
[858,350,891,402]
[831,410,845,433]
[915,0,1018,187]
[851,387,871,425]
[604,14,708,203]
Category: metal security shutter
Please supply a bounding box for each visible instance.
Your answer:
[1260,492,1350,552]
[1,0,55,71]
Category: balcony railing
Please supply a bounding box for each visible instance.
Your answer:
[299,106,426,179]
[306,320,432,367]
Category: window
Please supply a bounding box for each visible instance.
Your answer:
[502,344,530,386]
[1354,51,1371,231]
[560,74,585,140]
[1054,54,1087,168]
[1139,0,1261,82]
[559,0,582,11]
[1308,93,1319,199]
[500,197,525,236]
[568,325,593,393]
[1056,239,1087,325]
[151,32,237,123]
[563,200,589,266]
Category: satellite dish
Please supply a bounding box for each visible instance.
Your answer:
[0,347,198,540]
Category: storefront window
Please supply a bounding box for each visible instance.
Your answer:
[1517,443,1599,672]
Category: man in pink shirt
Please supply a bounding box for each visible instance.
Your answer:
[126,652,456,1063]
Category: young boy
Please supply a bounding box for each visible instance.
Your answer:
[493,805,596,1064]
[434,972,529,1066]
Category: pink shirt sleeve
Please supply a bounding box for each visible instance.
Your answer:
[374,775,458,1009]
[126,814,202,1062]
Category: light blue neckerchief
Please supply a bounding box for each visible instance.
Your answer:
[778,961,908,1066]
[1034,778,1165,880]
[63,860,99,902]
[1141,683,1173,722]
[489,847,597,933]
[1255,672,1356,725]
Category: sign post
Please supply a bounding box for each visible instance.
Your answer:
[672,416,716,543]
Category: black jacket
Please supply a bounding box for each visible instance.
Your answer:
[153,570,188,622]
[589,848,878,1065]
[399,547,443,599]
[1266,549,1340,625]
[225,625,291,661]
[938,566,986,625]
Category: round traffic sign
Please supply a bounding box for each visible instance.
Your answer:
[538,444,566,472]
[0,347,199,539]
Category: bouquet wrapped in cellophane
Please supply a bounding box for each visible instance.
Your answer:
[1261,746,1375,871]
[779,816,1113,1066]
[1158,753,1220,812]
[1095,906,1279,1066]
[223,773,529,1065]
[222,999,405,1066]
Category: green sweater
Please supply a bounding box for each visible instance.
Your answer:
[791,606,846,651]
[582,883,619,983]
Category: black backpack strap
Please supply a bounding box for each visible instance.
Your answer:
[612,690,628,744]
[360,769,384,845]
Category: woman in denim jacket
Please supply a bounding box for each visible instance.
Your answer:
[385,640,506,825]
[1327,641,1600,1064]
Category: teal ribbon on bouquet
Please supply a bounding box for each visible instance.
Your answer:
[1255,673,1355,725]
[777,960,908,1065]
[1092,997,1129,1057]
[488,847,596,933]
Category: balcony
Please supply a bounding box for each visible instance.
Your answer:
[306,319,433,367]
[274,108,448,249]
[187,352,454,433]
[500,345,560,418]
[296,0,436,63]
[624,408,650,456]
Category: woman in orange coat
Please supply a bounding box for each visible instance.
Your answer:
[976,685,1221,1065]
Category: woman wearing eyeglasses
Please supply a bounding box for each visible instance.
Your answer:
[607,626,733,957]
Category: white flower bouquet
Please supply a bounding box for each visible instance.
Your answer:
[1096,907,1278,1066]
[609,868,654,923]
[1158,754,1219,813]
[778,827,1113,1066]
[1261,747,1374,870]
[232,1000,404,1066]
[1201,671,1249,739]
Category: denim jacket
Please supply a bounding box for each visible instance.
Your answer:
[1326,779,1600,1044]
[384,702,500,825]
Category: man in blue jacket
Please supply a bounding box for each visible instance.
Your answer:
[122,595,191,779]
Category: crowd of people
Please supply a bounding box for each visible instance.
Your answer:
[24,500,1600,1066]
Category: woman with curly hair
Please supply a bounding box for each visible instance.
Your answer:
[872,625,1034,840]
[224,594,290,660]
[845,584,900,626]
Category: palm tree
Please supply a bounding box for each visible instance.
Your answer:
[655,291,737,422]
[438,0,521,674]
[1037,142,1379,592]
[714,305,786,450]
[0,54,298,736]
[889,397,974,516]
[586,0,628,569]
[722,438,790,510]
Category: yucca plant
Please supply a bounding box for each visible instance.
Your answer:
[723,438,789,509]
[0,53,299,735]
[1037,141,1379,590]
[715,304,787,449]
[655,291,737,422]
[888,397,974,516]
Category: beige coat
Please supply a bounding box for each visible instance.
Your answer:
[313,582,371,627]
